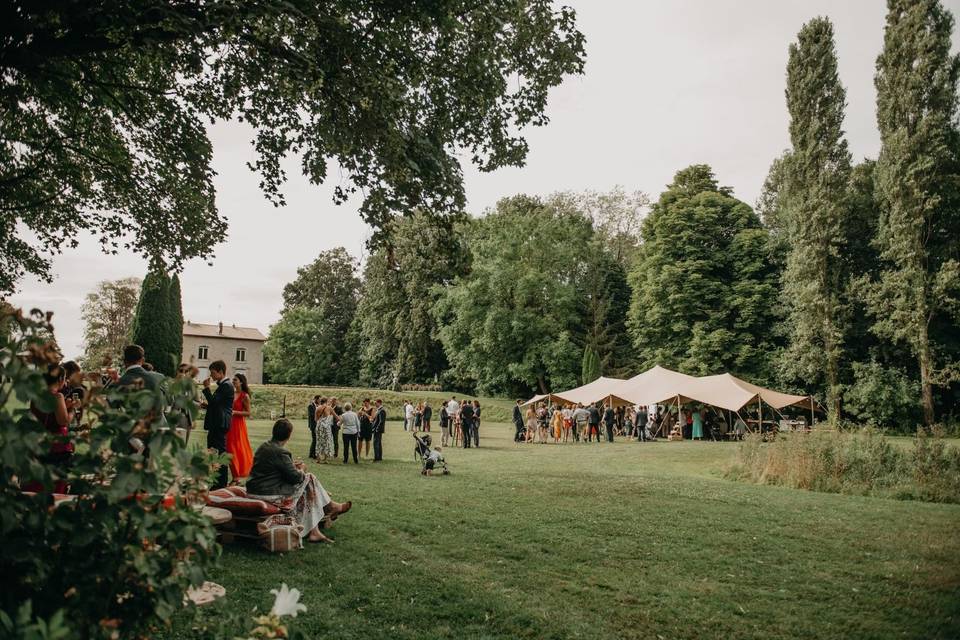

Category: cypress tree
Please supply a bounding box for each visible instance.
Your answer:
[780,17,852,423]
[870,0,960,426]
[581,345,601,384]
[166,274,184,373]
[130,268,174,376]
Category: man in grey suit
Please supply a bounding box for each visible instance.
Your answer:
[202,360,234,489]
[115,344,166,391]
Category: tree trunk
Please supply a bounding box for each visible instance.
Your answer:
[919,324,934,427]
[537,374,548,394]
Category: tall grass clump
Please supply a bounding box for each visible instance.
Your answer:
[728,429,960,503]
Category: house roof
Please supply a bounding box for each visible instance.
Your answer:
[183,321,267,342]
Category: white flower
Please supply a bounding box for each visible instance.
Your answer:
[269,583,307,618]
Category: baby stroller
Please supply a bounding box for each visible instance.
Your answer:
[413,432,449,476]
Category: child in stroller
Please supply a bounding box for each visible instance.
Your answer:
[413,432,449,476]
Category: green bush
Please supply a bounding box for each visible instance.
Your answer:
[728,429,960,503]
[842,361,920,430]
[1,309,218,639]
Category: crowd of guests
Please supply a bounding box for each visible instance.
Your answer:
[23,343,351,543]
[509,400,750,443]
[404,397,481,449]
[306,396,387,464]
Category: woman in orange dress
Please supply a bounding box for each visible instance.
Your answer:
[227,373,254,482]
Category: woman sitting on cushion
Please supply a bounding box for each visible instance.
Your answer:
[246,418,352,543]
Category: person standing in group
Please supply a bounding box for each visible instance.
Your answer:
[26,363,76,493]
[372,399,386,461]
[636,405,649,442]
[414,401,423,431]
[603,402,616,443]
[358,398,374,459]
[201,360,234,489]
[572,403,589,443]
[460,399,475,448]
[447,396,460,444]
[316,397,335,463]
[227,374,254,483]
[537,403,550,443]
[587,403,602,443]
[307,395,319,460]
[512,399,524,442]
[175,363,200,443]
[339,403,360,464]
[551,406,563,442]
[440,401,450,447]
[404,400,415,432]
[471,400,481,447]
[330,396,343,458]
[422,400,433,432]
[692,407,704,441]
[525,405,537,443]
[561,404,573,443]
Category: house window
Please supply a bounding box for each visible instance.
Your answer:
[197,345,209,360]
[236,347,246,363]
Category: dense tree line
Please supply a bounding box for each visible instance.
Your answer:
[261,1,959,429]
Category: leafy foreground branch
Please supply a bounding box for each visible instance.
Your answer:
[0,308,307,639]
[728,430,960,504]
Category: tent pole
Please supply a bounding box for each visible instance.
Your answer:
[810,398,814,429]
[757,396,762,437]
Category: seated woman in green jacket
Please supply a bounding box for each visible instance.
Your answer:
[247,418,352,543]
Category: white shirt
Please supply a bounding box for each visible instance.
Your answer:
[405,403,414,419]
[447,400,460,416]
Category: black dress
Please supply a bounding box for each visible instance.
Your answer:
[359,410,373,442]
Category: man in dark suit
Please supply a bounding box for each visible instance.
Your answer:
[202,360,234,489]
[512,399,524,442]
[588,403,602,443]
[371,398,386,462]
[460,400,475,448]
[603,402,616,443]
[307,395,319,460]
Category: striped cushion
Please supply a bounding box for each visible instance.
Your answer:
[206,486,279,516]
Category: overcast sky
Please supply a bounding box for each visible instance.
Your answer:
[10,0,960,359]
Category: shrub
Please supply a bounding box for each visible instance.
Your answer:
[1,308,218,639]
[842,361,920,430]
[728,429,960,503]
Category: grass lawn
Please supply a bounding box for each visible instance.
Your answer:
[167,417,960,640]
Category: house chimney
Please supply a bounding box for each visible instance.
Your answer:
[218,321,223,335]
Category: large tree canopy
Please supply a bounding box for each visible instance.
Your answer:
[627,165,780,382]
[0,0,586,294]
[80,277,141,370]
[433,195,596,395]
[265,247,361,385]
[354,212,467,389]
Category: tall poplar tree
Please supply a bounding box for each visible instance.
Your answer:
[870,0,960,426]
[780,17,852,422]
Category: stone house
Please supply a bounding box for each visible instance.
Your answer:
[182,321,267,384]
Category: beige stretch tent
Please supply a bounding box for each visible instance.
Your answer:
[687,373,815,412]
[553,376,632,407]
[615,365,699,406]
[520,393,561,408]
